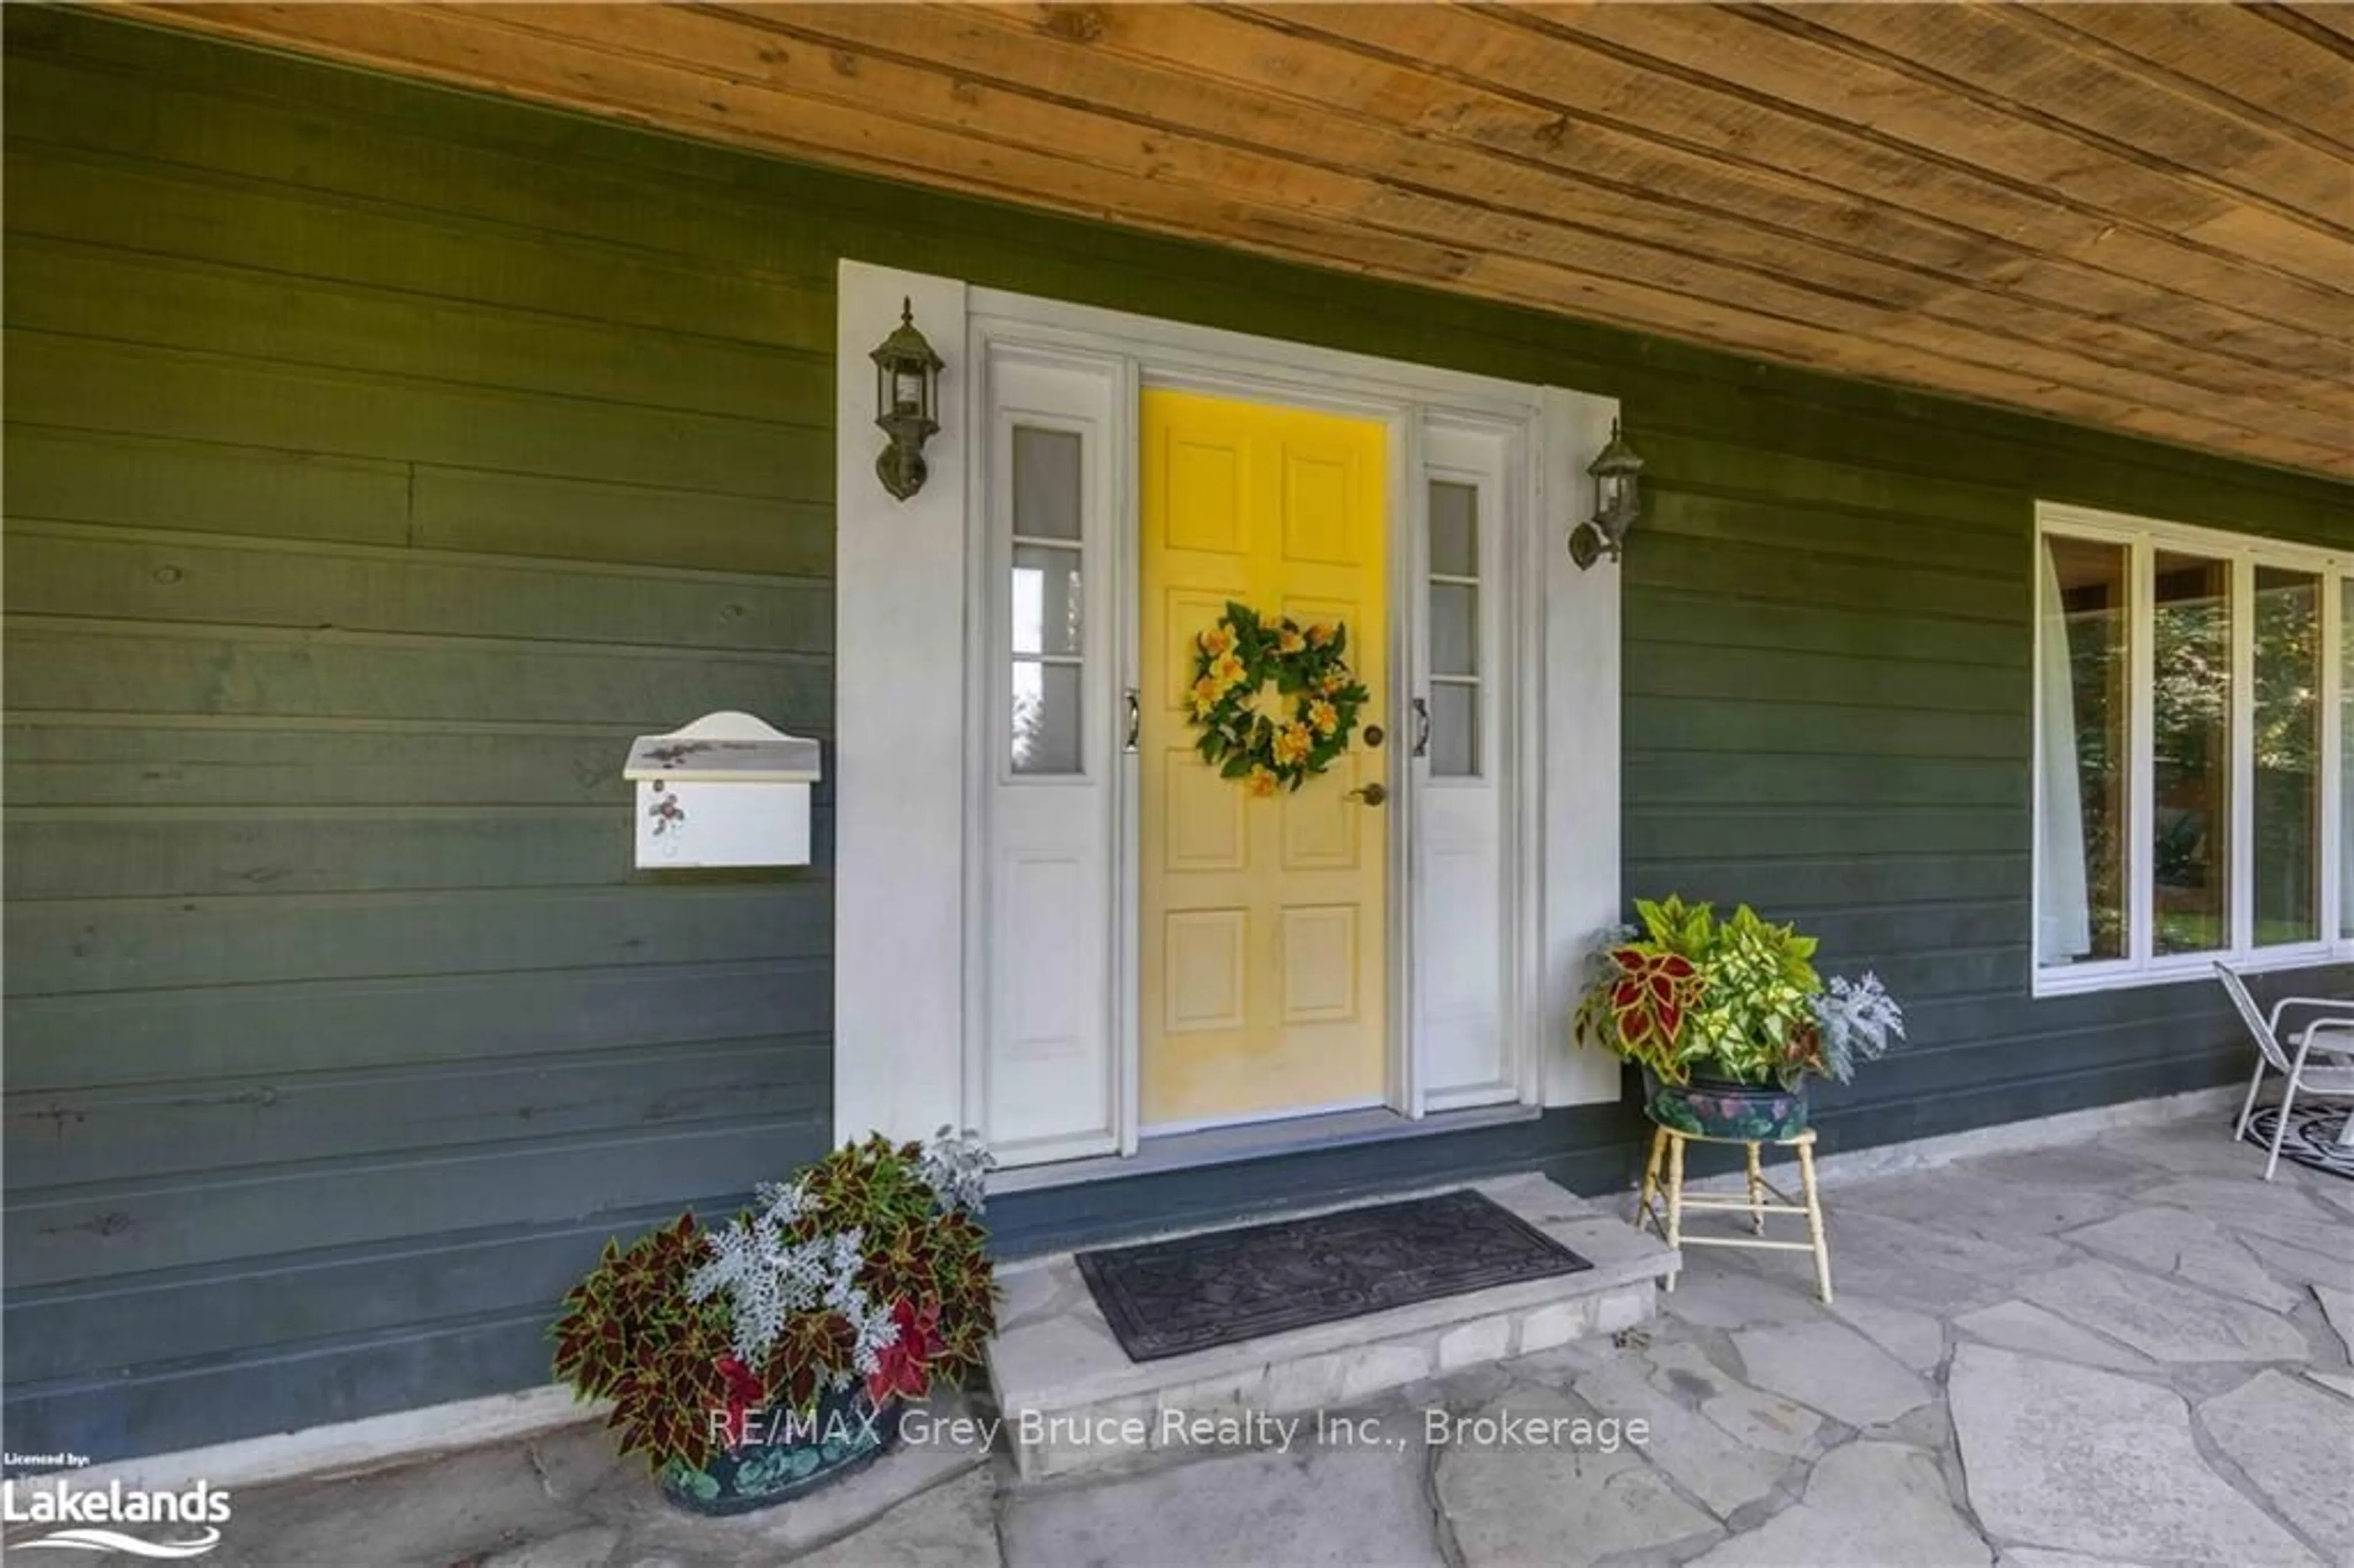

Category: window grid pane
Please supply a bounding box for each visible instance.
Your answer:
[1430,681,1478,778]
[1011,543,1083,657]
[1430,583,1479,679]
[1429,481,1479,577]
[2152,551,2232,957]
[2039,535,2129,965]
[1011,427,1081,541]
[2252,566,2322,946]
[1010,659,1083,775]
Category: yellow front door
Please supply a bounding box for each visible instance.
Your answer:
[1139,390,1388,1128]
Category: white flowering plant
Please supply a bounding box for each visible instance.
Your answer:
[550,1128,996,1474]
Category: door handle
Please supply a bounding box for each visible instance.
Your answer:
[1411,698,1431,758]
[1124,688,1141,753]
[1344,782,1388,807]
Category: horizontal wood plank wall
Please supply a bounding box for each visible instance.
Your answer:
[0,9,840,1461]
[6,11,2349,1457]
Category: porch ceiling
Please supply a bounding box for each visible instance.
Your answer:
[122,3,2354,478]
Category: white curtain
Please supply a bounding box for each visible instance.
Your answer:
[2037,541,2093,965]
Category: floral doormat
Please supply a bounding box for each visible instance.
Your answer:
[1074,1188,1591,1362]
[2238,1104,2354,1181]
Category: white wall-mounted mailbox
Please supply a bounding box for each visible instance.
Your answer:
[623,712,821,869]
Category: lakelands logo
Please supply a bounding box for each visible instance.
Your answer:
[2,1477,232,1558]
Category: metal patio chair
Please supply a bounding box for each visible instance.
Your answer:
[2217,961,2354,1181]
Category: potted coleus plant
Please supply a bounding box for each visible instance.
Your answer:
[549,1129,996,1516]
[1575,896,1905,1141]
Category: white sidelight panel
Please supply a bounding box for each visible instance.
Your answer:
[975,344,1126,1162]
[1414,422,1518,1108]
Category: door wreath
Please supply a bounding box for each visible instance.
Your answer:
[1186,602,1370,796]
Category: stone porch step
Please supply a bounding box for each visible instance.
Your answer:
[985,1174,1678,1479]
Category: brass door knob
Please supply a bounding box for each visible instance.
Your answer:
[1345,782,1388,807]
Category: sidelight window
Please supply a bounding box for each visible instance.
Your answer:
[1008,426,1086,775]
[1426,479,1483,778]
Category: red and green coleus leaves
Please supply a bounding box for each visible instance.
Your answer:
[1778,1020,1828,1078]
[795,1134,938,1240]
[766,1309,856,1412]
[714,1354,766,1452]
[1611,948,1699,1043]
[1575,944,1707,1083]
[866,1299,945,1407]
[549,1212,738,1473]
[552,1133,1002,1477]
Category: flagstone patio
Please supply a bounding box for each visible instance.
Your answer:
[174,1111,2352,1566]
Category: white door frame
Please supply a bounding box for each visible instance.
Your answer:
[834,261,1623,1170]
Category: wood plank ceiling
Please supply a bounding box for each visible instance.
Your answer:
[122,3,2354,477]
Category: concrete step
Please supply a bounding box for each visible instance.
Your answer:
[985,1173,1678,1479]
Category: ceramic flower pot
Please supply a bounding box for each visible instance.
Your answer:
[1644,1068,1808,1141]
[660,1385,899,1516]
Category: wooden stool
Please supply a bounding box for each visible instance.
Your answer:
[1636,1124,1834,1304]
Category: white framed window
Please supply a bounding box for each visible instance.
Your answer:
[2034,503,2350,995]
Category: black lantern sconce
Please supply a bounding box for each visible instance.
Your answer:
[1568,420,1645,570]
[870,297,944,501]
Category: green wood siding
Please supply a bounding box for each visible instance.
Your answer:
[1,9,842,1460]
[5,9,2348,1461]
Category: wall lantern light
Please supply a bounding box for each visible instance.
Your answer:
[870,297,945,501]
[1569,419,1645,570]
